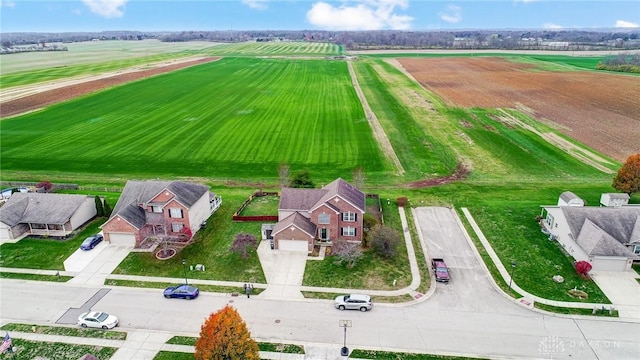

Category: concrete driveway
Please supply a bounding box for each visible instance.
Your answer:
[590,270,640,319]
[257,241,307,300]
[413,207,529,315]
[65,243,132,286]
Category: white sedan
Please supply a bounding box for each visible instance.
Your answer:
[77,311,119,329]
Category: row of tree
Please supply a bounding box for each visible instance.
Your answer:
[2,29,639,51]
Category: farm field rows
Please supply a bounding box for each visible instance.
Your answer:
[397,57,640,162]
[203,41,342,56]
[0,57,388,182]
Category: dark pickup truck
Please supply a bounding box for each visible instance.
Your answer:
[431,258,450,283]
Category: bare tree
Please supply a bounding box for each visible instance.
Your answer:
[353,167,366,190]
[278,163,290,188]
[230,233,257,259]
[332,240,363,268]
[369,224,401,258]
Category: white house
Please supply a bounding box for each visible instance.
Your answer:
[541,193,639,272]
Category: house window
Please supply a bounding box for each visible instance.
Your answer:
[152,206,163,213]
[634,245,640,255]
[545,214,554,227]
[319,228,329,240]
[169,208,183,218]
[171,223,184,232]
[342,212,356,222]
[318,213,330,224]
[342,227,356,237]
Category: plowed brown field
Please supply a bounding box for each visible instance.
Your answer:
[397,57,640,162]
[0,57,219,119]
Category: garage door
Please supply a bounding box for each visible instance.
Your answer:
[0,227,11,240]
[593,257,629,272]
[108,232,136,247]
[278,239,308,252]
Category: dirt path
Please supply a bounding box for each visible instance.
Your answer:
[0,56,219,118]
[347,61,405,176]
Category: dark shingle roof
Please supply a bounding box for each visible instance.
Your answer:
[272,212,316,238]
[0,193,90,225]
[562,207,640,246]
[110,180,209,229]
[278,178,365,213]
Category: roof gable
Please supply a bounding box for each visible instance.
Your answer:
[0,193,89,225]
[272,212,316,238]
[562,207,640,246]
[313,178,365,212]
[575,219,635,257]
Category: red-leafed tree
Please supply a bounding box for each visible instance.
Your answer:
[36,180,53,192]
[575,260,593,276]
[195,305,259,360]
[230,233,257,259]
[180,226,193,240]
[612,153,640,196]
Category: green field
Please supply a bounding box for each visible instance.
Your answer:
[0,57,388,183]
[204,41,343,56]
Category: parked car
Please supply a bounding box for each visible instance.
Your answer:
[77,311,119,329]
[431,258,451,283]
[334,294,373,312]
[164,284,200,300]
[80,234,103,250]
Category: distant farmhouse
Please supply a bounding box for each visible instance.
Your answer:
[540,192,639,272]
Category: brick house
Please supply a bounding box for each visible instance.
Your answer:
[101,180,221,248]
[272,178,365,252]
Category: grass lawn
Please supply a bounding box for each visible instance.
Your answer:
[105,279,264,296]
[112,188,267,283]
[154,351,194,360]
[165,336,304,354]
[350,349,487,359]
[0,323,127,340]
[0,272,73,282]
[239,193,280,216]
[0,338,117,360]
[0,218,105,270]
[303,199,411,289]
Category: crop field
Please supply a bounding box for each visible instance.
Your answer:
[397,57,640,162]
[203,41,342,56]
[0,57,387,182]
[0,39,219,75]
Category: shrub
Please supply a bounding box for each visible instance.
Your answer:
[230,233,257,259]
[396,197,408,207]
[332,240,363,268]
[369,224,401,258]
[575,260,593,276]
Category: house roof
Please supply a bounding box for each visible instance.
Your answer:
[560,191,580,202]
[109,180,210,229]
[272,212,316,239]
[278,178,365,213]
[603,193,630,200]
[562,206,640,247]
[0,193,91,226]
[575,219,636,257]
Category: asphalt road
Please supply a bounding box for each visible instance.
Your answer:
[1,206,639,359]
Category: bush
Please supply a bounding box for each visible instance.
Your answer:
[369,224,401,258]
[575,260,592,276]
[332,240,363,268]
[396,197,408,207]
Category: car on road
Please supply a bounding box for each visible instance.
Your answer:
[164,284,200,300]
[431,258,451,283]
[334,294,373,312]
[77,311,119,329]
[80,234,103,250]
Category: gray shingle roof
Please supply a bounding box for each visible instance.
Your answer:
[560,191,581,203]
[562,206,640,249]
[110,180,209,229]
[575,219,635,257]
[0,193,91,225]
[272,212,316,238]
[278,178,365,213]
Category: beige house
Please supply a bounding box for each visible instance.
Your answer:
[0,193,97,240]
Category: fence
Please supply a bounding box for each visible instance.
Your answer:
[233,191,279,222]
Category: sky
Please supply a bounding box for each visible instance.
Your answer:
[0,0,639,33]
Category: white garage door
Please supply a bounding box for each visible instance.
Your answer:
[108,233,136,247]
[278,239,308,252]
[593,257,629,272]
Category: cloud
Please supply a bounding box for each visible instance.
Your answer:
[242,0,268,10]
[306,0,413,31]
[439,4,461,24]
[82,0,128,18]
[615,20,639,28]
[543,23,563,29]
[0,1,16,8]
